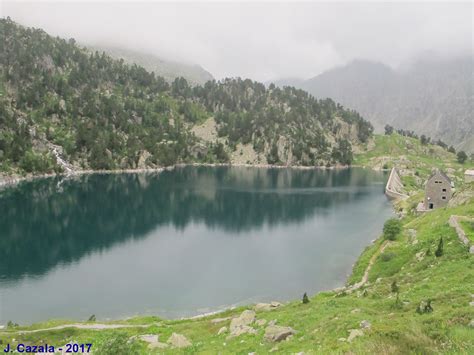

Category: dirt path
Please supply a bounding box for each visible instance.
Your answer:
[346,240,390,292]
[3,323,161,335]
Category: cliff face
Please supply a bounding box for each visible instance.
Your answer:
[280,58,474,153]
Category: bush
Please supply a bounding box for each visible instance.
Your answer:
[391,280,399,293]
[435,237,444,257]
[302,292,309,304]
[379,251,396,262]
[457,151,467,164]
[383,218,402,241]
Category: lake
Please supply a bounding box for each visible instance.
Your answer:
[0,166,393,324]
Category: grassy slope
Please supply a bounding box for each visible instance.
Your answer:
[1,134,473,354]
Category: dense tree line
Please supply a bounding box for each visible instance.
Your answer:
[0,18,373,174]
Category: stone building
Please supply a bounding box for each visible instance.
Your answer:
[424,170,452,210]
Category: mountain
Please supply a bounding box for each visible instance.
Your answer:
[0,18,373,176]
[277,57,474,153]
[88,45,214,86]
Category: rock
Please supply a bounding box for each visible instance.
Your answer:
[137,334,159,343]
[269,346,279,352]
[264,325,296,342]
[350,308,361,314]
[230,310,256,331]
[218,326,228,335]
[470,245,474,254]
[470,301,474,307]
[211,317,231,324]
[137,150,152,169]
[360,320,371,329]
[255,302,282,311]
[268,319,277,326]
[348,329,364,342]
[469,320,474,328]
[338,338,346,342]
[167,333,192,348]
[227,325,257,338]
[256,319,267,326]
[415,251,425,262]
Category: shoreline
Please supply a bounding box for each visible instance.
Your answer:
[0,162,367,190]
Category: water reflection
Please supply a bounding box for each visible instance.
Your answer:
[0,167,386,282]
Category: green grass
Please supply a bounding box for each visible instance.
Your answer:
[460,220,474,243]
[2,136,473,354]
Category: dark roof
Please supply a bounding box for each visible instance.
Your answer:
[428,169,451,183]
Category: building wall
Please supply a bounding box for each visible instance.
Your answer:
[424,172,452,209]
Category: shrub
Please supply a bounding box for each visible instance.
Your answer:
[302,292,309,304]
[383,218,402,241]
[380,252,396,262]
[94,333,141,355]
[391,280,399,293]
[435,237,444,257]
[457,151,467,164]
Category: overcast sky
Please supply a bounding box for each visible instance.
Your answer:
[2,1,472,81]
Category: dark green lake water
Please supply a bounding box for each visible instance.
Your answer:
[0,167,392,324]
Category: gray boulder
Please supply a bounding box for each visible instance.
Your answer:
[167,333,192,348]
[264,325,296,342]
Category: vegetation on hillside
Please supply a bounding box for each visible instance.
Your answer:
[0,18,372,175]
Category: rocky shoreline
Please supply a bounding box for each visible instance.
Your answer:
[0,162,354,190]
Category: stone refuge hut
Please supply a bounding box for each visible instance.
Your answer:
[423,169,452,210]
[465,169,474,183]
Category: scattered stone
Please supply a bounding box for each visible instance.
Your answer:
[415,251,425,262]
[167,333,192,348]
[268,319,277,326]
[269,346,279,352]
[254,302,282,311]
[149,342,169,349]
[137,334,159,344]
[348,329,364,342]
[338,338,346,342]
[218,326,228,335]
[211,317,231,324]
[230,310,256,331]
[470,246,474,254]
[360,320,371,329]
[256,319,267,326]
[350,308,361,314]
[264,325,296,342]
[227,325,257,338]
[469,301,474,307]
[469,320,474,328]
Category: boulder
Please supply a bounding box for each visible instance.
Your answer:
[149,342,169,349]
[211,317,231,324]
[348,329,364,342]
[350,308,361,314]
[256,319,267,326]
[230,310,256,331]
[360,320,371,329]
[167,333,192,348]
[469,320,474,328]
[137,334,159,343]
[264,325,296,342]
[228,325,257,338]
[255,302,282,311]
[217,326,228,335]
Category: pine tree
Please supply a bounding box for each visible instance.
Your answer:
[435,237,444,257]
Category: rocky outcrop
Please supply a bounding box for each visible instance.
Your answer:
[264,325,296,342]
[254,302,282,312]
[228,310,257,338]
[449,215,474,254]
[167,333,192,348]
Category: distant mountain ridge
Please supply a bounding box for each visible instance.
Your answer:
[88,45,214,86]
[274,57,474,153]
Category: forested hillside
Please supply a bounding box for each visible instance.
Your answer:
[87,45,214,86]
[0,18,373,175]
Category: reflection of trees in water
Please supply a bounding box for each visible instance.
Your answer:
[0,167,386,281]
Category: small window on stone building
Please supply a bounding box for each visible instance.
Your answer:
[442,196,446,200]
[442,188,446,192]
